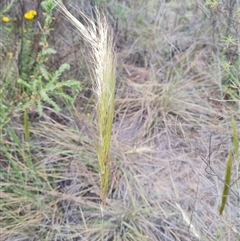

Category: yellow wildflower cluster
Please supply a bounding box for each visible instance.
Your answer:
[2,16,10,22]
[24,10,37,20]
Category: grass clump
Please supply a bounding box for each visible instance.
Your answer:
[1,0,240,240]
[1,126,55,237]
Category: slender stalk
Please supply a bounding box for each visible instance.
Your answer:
[219,151,233,215]
[24,108,29,141]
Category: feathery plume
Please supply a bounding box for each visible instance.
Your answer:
[54,1,116,205]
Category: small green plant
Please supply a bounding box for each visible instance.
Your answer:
[205,0,219,8]
[0,0,81,140]
[17,63,80,116]
[113,3,130,20]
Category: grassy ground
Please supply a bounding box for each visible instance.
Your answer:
[1,0,240,240]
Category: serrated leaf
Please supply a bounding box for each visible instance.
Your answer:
[57,92,74,104]
[52,63,70,82]
[37,99,43,116]
[42,48,57,56]
[17,78,31,89]
[32,78,38,91]
[39,65,50,81]
[42,94,61,112]
[40,90,47,100]
[41,1,57,12]
[62,80,81,89]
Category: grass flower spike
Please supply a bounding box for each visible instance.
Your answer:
[54,1,116,205]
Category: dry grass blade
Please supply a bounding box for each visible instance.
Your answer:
[54,0,116,205]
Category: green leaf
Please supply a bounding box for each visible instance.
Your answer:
[62,80,81,89]
[40,89,47,100]
[39,65,50,81]
[21,100,33,110]
[47,80,80,92]
[42,93,61,112]
[41,0,57,12]
[37,99,43,116]
[42,48,57,56]
[17,78,31,90]
[205,0,219,8]
[52,63,70,82]
[57,92,74,104]
[219,152,233,215]
[24,109,30,141]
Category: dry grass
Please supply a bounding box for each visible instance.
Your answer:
[1,0,240,241]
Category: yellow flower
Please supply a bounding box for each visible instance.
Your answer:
[7,52,13,58]
[2,16,10,22]
[24,10,37,20]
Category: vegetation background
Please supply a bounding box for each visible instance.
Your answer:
[0,0,239,240]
